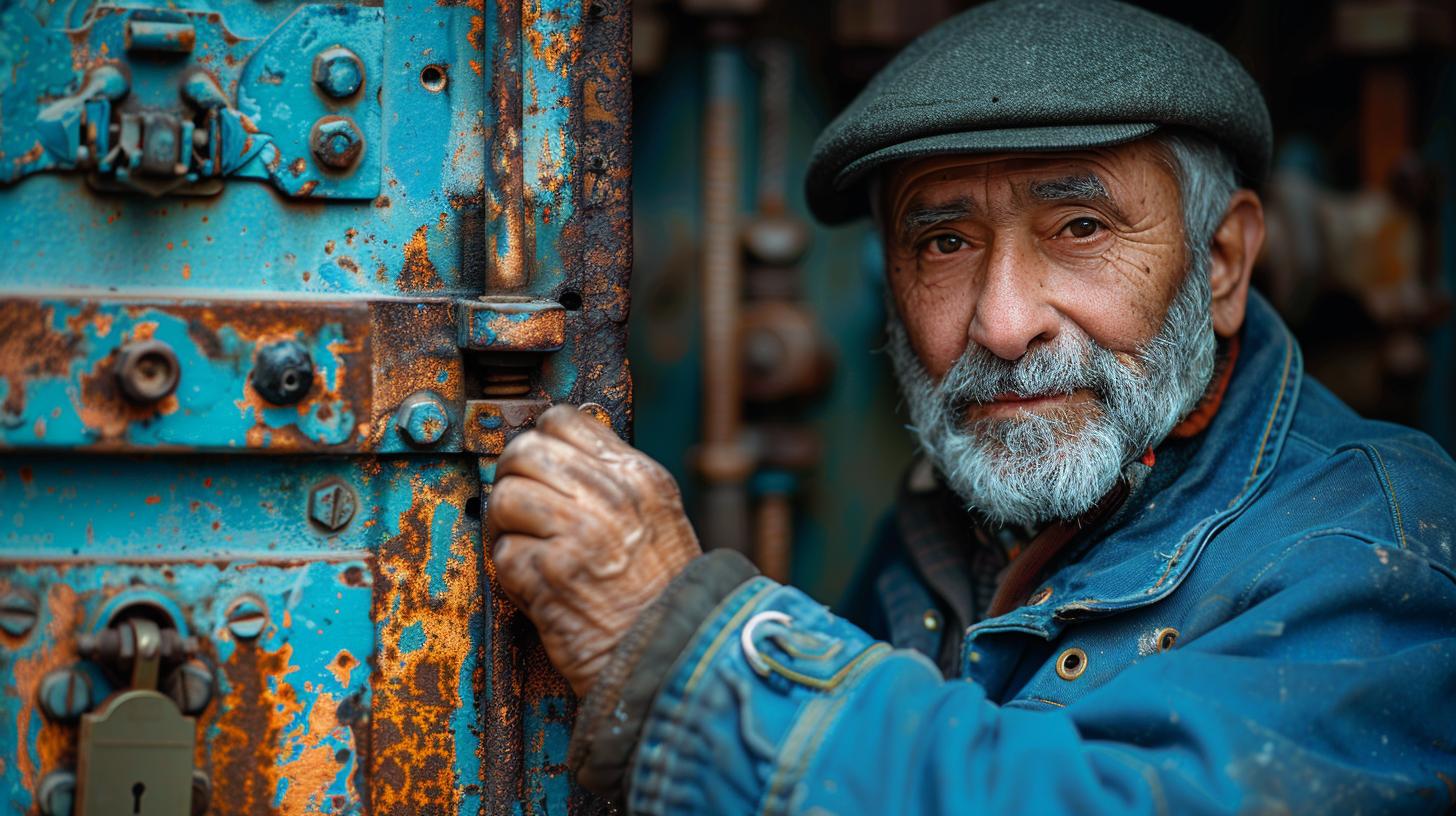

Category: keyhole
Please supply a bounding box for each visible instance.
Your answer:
[131,781,145,813]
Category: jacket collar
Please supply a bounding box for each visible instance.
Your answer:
[972,290,1304,637]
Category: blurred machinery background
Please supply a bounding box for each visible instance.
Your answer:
[628,0,1456,603]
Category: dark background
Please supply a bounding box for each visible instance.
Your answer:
[627,0,1456,602]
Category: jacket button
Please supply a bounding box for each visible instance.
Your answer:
[922,610,942,632]
[1055,647,1088,680]
[1029,586,1053,605]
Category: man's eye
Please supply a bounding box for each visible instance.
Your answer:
[1062,217,1104,239]
[930,235,964,254]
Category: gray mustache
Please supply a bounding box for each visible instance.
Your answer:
[941,337,1121,409]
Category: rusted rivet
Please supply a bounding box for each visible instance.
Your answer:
[308,480,357,531]
[312,46,364,99]
[38,667,93,722]
[0,589,38,638]
[395,391,450,447]
[311,115,365,171]
[38,770,75,816]
[252,340,314,405]
[114,339,181,404]
[163,659,214,715]
[224,597,267,641]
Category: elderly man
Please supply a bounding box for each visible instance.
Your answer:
[487,1,1456,812]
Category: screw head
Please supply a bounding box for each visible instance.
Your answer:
[224,597,267,641]
[0,589,38,638]
[163,659,214,714]
[308,480,357,531]
[312,46,364,99]
[310,116,364,171]
[37,667,92,722]
[38,770,75,816]
[252,340,314,406]
[114,339,181,404]
[395,392,450,447]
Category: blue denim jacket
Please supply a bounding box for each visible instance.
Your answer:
[619,293,1456,815]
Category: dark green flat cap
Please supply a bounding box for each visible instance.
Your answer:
[806,0,1272,224]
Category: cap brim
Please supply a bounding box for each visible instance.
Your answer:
[827,122,1159,221]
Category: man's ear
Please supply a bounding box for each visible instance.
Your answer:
[1207,189,1265,338]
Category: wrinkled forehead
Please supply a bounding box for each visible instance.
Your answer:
[875,144,1174,229]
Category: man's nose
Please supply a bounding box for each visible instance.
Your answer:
[967,238,1060,361]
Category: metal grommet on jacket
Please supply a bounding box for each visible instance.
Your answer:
[1056,647,1088,681]
[1155,627,1179,652]
[921,609,942,632]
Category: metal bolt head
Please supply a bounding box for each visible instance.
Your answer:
[308,480,357,531]
[191,770,211,816]
[163,659,214,715]
[312,46,364,99]
[224,597,267,641]
[310,116,364,171]
[252,340,314,405]
[0,589,38,637]
[37,667,93,722]
[38,770,75,816]
[395,392,450,446]
[114,339,181,404]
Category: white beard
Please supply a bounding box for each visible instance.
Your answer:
[886,265,1217,528]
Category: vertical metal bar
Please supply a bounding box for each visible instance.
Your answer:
[487,0,528,293]
[698,33,752,554]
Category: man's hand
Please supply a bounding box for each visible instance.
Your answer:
[487,404,701,697]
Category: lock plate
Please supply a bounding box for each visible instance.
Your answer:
[77,689,195,815]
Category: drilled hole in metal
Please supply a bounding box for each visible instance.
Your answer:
[420,64,448,93]
[559,291,583,311]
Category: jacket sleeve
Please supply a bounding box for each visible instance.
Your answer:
[594,534,1456,815]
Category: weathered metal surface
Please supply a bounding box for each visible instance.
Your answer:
[0,4,384,199]
[457,298,567,352]
[0,0,633,811]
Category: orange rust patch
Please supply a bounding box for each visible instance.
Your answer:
[369,467,479,813]
[398,225,444,291]
[327,650,358,687]
[11,584,83,796]
[0,301,85,418]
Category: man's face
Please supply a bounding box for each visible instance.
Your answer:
[881,141,1219,526]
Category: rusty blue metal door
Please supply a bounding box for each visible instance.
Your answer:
[0,0,629,813]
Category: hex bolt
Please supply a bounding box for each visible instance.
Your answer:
[38,770,75,816]
[191,770,212,816]
[37,667,93,723]
[163,659,214,715]
[224,597,267,641]
[310,116,365,171]
[311,46,364,99]
[114,339,181,404]
[252,340,314,405]
[308,480,357,532]
[395,392,450,447]
[0,589,38,638]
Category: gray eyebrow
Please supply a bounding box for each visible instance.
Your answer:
[898,197,977,241]
[1028,173,1111,203]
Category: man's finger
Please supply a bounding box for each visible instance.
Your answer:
[487,475,575,540]
[496,431,628,504]
[535,403,632,458]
